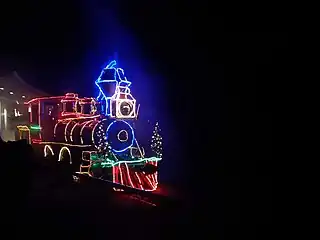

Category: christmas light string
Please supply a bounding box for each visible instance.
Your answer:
[111,152,158,190]
[134,138,145,158]
[80,120,95,144]
[24,96,65,105]
[151,122,163,158]
[91,119,108,150]
[64,120,73,142]
[38,101,42,140]
[135,172,144,190]
[95,60,118,113]
[99,156,161,167]
[17,125,31,143]
[34,141,92,147]
[70,122,79,142]
[130,146,145,159]
[95,60,137,118]
[54,118,159,190]
[44,145,54,157]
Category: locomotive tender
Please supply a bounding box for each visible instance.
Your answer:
[16,60,162,191]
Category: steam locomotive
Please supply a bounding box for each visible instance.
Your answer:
[16,61,162,191]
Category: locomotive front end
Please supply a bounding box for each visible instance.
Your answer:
[79,60,162,191]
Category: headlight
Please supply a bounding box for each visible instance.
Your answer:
[120,101,133,116]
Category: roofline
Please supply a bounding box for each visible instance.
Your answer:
[12,71,50,97]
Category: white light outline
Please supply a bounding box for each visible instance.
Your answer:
[58,146,72,164]
[117,129,128,142]
[129,146,145,158]
[95,60,137,119]
[80,120,95,144]
[64,121,73,142]
[44,145,54,157]
[91,118,108,149]
[70,122,79,142]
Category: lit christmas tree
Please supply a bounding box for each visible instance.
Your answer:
[96,124,111,156]
[151,122,163,158]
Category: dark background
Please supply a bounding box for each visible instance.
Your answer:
[1,0,285,236]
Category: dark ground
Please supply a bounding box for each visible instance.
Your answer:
[1,139,189,237]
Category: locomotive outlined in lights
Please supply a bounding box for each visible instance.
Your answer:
[16,60,162,191]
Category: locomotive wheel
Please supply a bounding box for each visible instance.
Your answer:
[58,147,72,164]
[44,145,55,160]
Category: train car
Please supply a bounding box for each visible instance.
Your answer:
[16,60,163,192]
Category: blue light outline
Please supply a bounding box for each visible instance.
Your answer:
[106,120,135,153]
[95,60,134,116]
[95,80,117,115]
[116,68,132,87]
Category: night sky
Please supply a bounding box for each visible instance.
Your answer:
[1,0,200,185]
[1,1,286,227]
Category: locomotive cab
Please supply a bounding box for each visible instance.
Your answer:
[79,98,100,115]
[26,96,65,142]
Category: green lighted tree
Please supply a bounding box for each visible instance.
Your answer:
[151,122,163,158]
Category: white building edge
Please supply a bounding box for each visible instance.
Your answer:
[0,71,49,141]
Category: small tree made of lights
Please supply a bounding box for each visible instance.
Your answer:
[96,124,112,156]
[151,122,163,158]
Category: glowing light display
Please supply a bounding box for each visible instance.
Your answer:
[44,145,54,157]
[95,60,137,119]
[151,122,163,158]
[105,120,135,153]
[18,60,163,192]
